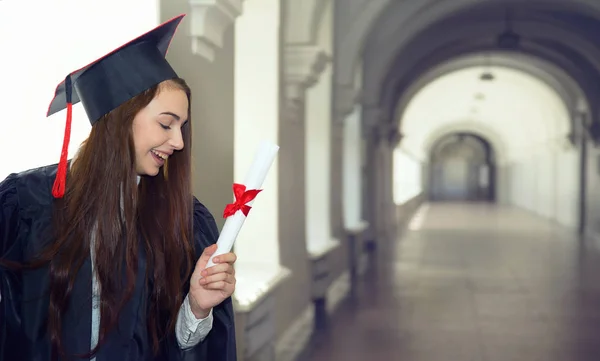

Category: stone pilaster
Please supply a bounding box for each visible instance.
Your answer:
[188,0,244,61]
[330,117,346,243]
[333,84,359,122]
[374,121,400,243]
[362,123,378,248]
[331,83,358,239]
[283,45,331,117]
[276,42,331,350]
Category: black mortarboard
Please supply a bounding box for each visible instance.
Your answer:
[47,14,185,198]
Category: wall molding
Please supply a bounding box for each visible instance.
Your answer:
[233,265,292,360]
[275,305,314,361]
[308,238,341,299]
[275,270,352,361]
[233,265,291,313]
[283,44,331,118]
[326,271,351,314]
[188,0,243,61]
[333,84,360,124]
[284,45,330,90]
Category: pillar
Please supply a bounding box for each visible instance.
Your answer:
[342,105,369,288]
[331,94,359,297]
[304,47,341,330]
[374,123,398,242]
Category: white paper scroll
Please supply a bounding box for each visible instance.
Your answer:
[205,140,279,268]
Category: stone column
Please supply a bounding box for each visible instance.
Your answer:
[332,85,364,295]
[332,85,358,238]
[341,105,371,285]
[330,117,346,260]
[373,122,401,243]
[275,43,330,340]
[386,130,403,238]
[273,1,339,359]
[362,123,378,249]
[360,106,385,249]
[373,125,387,242]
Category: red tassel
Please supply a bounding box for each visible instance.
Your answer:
[52,76,73,199]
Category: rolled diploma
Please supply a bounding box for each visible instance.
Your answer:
[205,140,279,268]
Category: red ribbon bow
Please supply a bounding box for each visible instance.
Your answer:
[223,183,262,218]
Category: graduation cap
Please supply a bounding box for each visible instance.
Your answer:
[47,14,186,198]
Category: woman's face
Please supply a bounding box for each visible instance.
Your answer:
[132,82,189,176]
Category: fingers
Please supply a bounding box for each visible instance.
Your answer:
[201,263,230,277]
[211,252,237,265]
[202,244,218,255]
[202,279,236,291]
[199,272,236,287]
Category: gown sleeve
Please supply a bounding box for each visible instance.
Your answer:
[162,197,238,361]
[0,173,26,360]
[0,173,22,271]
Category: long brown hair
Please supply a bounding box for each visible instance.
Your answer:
[37,78,194,359]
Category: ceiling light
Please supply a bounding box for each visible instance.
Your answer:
[480,72,495,81]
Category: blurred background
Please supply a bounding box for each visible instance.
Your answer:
[2,0,600,360]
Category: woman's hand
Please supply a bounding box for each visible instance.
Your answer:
[188,244,237,319]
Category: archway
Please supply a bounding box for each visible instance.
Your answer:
[357,0,600,127]
[429,133,495,202]
[340,0,600,246]
[399,66,571,162]
[397,64,580,228]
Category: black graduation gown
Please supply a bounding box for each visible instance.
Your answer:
[0,164,237,361]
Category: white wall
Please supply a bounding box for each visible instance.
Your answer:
[503,146,579,228]
[392,147,423,205]
[0,0,159,181]
[305,0,335,253]
[234,0,281,269]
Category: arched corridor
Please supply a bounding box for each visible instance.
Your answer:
[3,0,600,360]
[395,64,581,228]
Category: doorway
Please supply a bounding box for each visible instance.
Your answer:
[429,133,496,202]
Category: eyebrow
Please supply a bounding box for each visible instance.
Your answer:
[160,111,181,121]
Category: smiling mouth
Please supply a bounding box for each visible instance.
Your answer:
[151,149,169,160]
[151,150,168,165]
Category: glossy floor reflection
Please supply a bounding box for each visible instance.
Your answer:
[303,202,600,361]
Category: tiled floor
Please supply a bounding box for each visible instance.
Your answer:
[302,202,600,361]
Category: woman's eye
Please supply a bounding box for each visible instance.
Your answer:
[160,123,171,130]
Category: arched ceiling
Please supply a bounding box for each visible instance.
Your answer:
[353,0,600,139]
[400,66,571,163]
[394,51,585,125]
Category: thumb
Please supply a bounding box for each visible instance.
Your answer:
[197,244,218,269]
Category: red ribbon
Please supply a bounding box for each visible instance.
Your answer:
[223,183,262,218]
